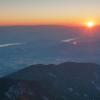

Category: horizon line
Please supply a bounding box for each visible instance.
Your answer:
[0,24,100,28]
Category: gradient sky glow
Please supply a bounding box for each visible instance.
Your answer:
[0,0,100,26]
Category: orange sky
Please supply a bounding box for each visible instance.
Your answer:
[0,0,100,26]
[0,18,84,26]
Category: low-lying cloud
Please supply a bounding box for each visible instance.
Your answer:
[0,43,23,48]
[61,38,79,43]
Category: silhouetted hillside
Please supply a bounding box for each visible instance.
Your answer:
[0,62,100,100]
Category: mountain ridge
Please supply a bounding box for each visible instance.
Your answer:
[0,62,100,100]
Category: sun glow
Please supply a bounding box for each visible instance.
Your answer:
[86,21,95,28]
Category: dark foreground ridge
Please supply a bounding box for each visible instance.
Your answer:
[0,62,100,100]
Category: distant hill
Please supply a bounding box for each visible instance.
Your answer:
[0,62,100,100]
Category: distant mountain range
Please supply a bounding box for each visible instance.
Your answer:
[0,62,100,100]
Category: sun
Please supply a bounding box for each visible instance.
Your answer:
[86,21,95,28]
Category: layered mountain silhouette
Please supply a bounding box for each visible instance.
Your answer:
[0,62,100,100]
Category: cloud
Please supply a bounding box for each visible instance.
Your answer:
[61,38,79,43]
[0,43,23,48]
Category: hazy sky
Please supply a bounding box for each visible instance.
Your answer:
[0,0,100,26]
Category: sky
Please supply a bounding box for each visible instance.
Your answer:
[0,0,100,26]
